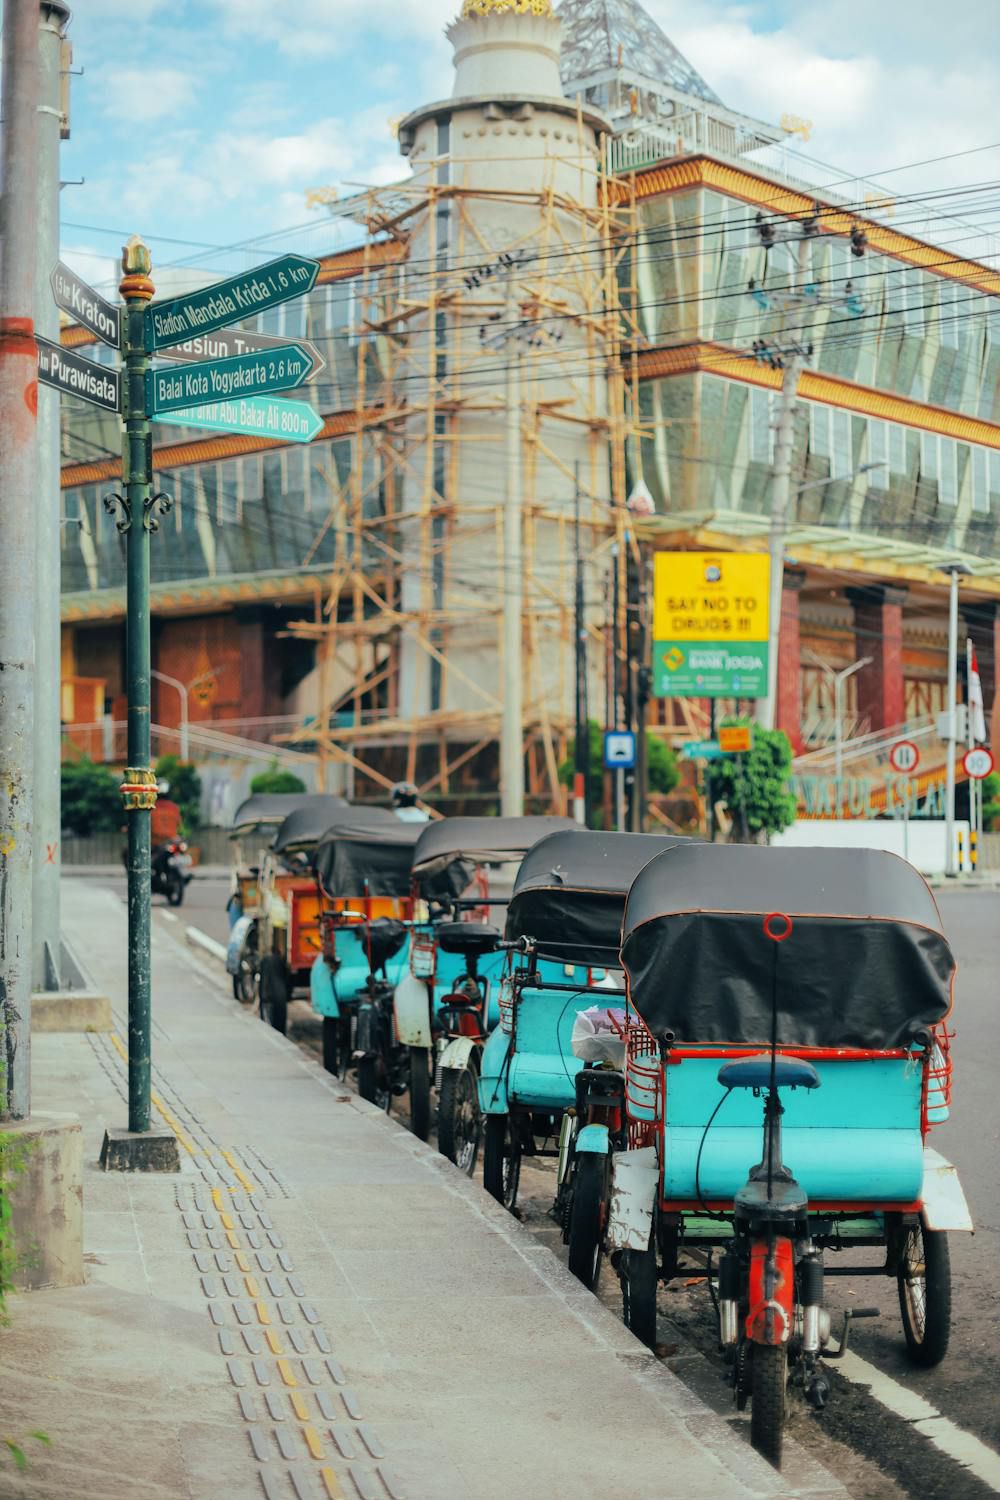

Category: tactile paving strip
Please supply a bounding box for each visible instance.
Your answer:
[97,1028,409,1498]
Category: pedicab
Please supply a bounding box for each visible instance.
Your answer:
[478,829,692,1222]
[254,795,352,1033]
[609,843,970,1468]
[310,808,424,1106]
[396,815,577,1162]
[225,792,345,1007]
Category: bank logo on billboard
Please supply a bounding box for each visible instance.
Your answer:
[652,551,770,698]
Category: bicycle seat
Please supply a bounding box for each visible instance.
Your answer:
[436,922,502,958]
[718,1055,821,1091]
[365,918,408,971]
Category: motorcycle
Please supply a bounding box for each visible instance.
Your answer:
[151,840,193,906]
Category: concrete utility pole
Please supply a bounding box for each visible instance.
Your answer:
[0,0,41,1119]
[942,562,970,877]
[33,1,72,993]
[500,269,525,817]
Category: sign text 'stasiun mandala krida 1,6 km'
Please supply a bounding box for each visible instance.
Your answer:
[652,551,770,698]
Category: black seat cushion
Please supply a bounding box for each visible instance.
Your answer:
[436,921,502,958]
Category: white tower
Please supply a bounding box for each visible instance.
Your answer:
[393,0,610,806]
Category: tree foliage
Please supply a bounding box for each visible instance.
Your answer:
[60,756,122,836]
[708,718,797,841]
[250,763,307,796]
[982,771,1000,831]
[558,719,679,827]
[154,754,202,832]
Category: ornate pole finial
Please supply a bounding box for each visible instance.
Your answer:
[460,0,554,15]
[120,234,154,302]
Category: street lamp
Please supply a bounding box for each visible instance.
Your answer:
[803,649,873,782]
[939,561,972,876]
[151,667,221,762]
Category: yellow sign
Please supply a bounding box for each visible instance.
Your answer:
[719,725,753,753]
[653,552,770,642]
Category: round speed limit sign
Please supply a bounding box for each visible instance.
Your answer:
[963,746,995,780]
[889,740,920,775]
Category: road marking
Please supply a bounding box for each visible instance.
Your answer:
[160,910,178,924]
[840,1351,1000,1491]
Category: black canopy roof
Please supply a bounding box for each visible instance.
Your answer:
[314,809,423,898]
[505,830,695,965]
[230,792,343,836]
[410,815,578,891]
[621,844,954,1049]
[271,796,357,855]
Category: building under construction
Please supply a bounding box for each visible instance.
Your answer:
[58,0,1000,824]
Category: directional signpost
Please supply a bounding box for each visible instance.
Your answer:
[155,396,324,444]
[147,253,319,351]
[36,336,121,413]
[51,237,326,1164]
[680,739,723,760]
[51,260,121,348]
[147,342,316,414]
[157,327,326,381]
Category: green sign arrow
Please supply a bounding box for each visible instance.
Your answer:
[148,342,316,414]
[146,253,320,351]
[154,395,324,444]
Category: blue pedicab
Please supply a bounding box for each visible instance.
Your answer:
[310,809,424,1108]
[478,829,691,1214]
[609,843,969,1469]
[225,792,346,1009]
[396,815,577,1163]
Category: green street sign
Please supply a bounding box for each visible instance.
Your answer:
[653,641,769,698]
[146,254,320,351]
[147,342,316,414]
[680,739,723,760]
[154,395,324,444]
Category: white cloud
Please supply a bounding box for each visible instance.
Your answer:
[212,0,457,59]
[95,66,198,123]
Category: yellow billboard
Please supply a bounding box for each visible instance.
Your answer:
[653,552,770,642]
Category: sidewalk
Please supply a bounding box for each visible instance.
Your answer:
[0,880,847,1500]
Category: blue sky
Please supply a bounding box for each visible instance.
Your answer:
[54,0,1000,294]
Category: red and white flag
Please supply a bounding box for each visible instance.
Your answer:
[967,642,988,743]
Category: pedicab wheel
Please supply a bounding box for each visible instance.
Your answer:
[483,1113,521,1210]
[898,1220,951,1367]
[322,1015,340,1075]
[567,1151,607,1291]
[357,1055,392,1112]
[438,1064,481,1176]
[258,955,289,1035]
[749,1344,786,1468]
[620,1225,658,1348]
[409,1047,432,1142]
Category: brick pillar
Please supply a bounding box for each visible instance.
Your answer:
[847,585,907,732]
[237,610,266,722]
[776,569,806,753]
[963,603,1000,755]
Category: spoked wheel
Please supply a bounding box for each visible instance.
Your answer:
[620,1223,658,1348]
[408,1047,432,1142]
[357,1054,392,1112]
[258,955,289,1035]
[483,1113,521,1210]
[898,1220,951,1367]
[232,924,258,1005]
[567,1151,607,1291]
[749,1343,787,1469]
[438,1064,482,1176]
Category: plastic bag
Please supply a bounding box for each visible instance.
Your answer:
[571,1006,627,1066]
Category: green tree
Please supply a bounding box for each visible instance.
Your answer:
[250,762,307,796]
[60,756,122,836]
[709,718,796,842]
[982,771,1000,831]
[154,754,202,833]
[558,719,679,827]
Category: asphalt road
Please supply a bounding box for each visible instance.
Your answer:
[96,870,999,1497]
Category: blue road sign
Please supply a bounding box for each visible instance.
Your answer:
[604,730,637,770]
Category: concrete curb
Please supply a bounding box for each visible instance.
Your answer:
[184,924,228,966]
